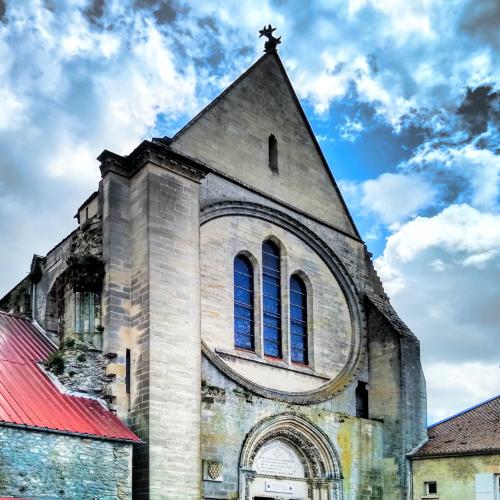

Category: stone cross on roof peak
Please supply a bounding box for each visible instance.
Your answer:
[259,24,281,53]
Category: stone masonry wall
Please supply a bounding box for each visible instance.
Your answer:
[201,356,385,500]
[366,299,427,499]
[103,161,204,499]
[412,454,500,500]
[145,164,202,499]
[199,172,426,499]
[0,425,132,500]
[200,174,386,301]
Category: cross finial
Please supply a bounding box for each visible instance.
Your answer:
[259,24,281,53]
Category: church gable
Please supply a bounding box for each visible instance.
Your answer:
[171,52,359,237]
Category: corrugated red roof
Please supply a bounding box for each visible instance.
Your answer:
[0,311,140,442]
[412,395,500,458]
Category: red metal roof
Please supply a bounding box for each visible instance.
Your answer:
[0,311,140,442]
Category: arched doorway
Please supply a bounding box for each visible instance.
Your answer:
[239,414,343,500]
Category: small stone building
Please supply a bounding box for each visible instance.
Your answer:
[410,396,500,500]
[1,36,427,499]
[0,311,140,499]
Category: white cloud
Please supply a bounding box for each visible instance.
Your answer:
[361,173,436,225]
[0,0,202,293]
[425,361,500,424]
[462,250,498,268]
[375,204,500,421]
[407,144,500,212]
[376,203,500,360]
[285,0,499,128]
[1,3,199,176]
[338,117,364,142]
[339,172,437,230]
[377,204,500,269]
[0,87,25,129]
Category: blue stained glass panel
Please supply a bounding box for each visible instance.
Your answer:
[290,275,308,364]
[264,340,280,358]
[235,286,252,304]
[290,322,306,336]
[234,255,254,350]
[263,296,280,316]
[262,241,282,358]
[235,304,253,320]
[263,279,280,298]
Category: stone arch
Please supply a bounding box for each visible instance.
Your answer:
[289,270,314,367]
[262,233,288,260]
[239,413,343,500]
[233,250,260,352]
[235,249,260,273]
[200,201,366,404]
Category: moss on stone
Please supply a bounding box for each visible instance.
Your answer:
[46,351,65,375]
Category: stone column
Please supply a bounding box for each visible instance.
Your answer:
[100,167,132,420]
[145,160,204,498]
[99,145,206,499]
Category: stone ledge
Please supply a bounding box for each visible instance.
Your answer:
[215,347,329,381]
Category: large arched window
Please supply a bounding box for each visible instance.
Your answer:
[290,275,308,364]
[234,255,255,350]
[262,240,282,358]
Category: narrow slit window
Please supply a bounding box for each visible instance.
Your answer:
[290,275,308,364]
[126,348,131,394]
[262,241,281,358]
[356,381,369,419]
[268,134,278,173]
[234,255,255,350]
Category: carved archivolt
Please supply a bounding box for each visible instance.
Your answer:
[200,201,366,404]
[239,413,343,500]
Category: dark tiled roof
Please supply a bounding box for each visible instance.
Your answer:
[412,395,500,458]
[0,311,140,443]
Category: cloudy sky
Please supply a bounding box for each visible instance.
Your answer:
[0,0,498,423]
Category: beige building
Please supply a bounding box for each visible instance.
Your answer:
[410,396,500,500]
[1,33,427,499]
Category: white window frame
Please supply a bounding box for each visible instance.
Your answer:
[422,480,438,499]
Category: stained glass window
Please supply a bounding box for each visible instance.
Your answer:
[234,255,255,350]
[262,241,282,358]
[290,275,308,364]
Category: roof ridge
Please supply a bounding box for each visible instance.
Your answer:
[429,394,500,428]
[171,52,270,142]
[170,50,362,240]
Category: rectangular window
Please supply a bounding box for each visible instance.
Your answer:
[425,481,437,495]
[355,381,369,419]
[74,291,99,334]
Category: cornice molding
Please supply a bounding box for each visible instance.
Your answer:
[98,140,208,183]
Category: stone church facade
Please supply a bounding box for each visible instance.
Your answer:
[1,43,427,499]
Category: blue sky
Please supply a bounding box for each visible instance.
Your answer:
[0,0,499,423]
